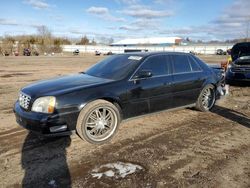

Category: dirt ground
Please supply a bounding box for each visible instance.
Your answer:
[0,54,249,188]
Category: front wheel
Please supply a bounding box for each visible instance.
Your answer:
[196,84,216,112]
[76,100,121,144]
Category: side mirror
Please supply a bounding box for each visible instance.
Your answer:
[134,70,152,79]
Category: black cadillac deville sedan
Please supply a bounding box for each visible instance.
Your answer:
[14,52,224,144]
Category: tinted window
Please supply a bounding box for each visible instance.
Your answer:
[86,54,142,80]
[172,55,191,73]
[192,55,208,69]
[188,56,202,71]
[137,55,168,76]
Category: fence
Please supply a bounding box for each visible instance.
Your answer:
[62,44,234,55]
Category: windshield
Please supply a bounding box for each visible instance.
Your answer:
[85,54,143,80]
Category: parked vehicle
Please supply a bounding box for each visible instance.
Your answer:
[33,51,39,56]
[73,49,79,55]
[226,42,250,85]
[14,51,19,56]
[95,51,101,56]
[4,51,10,56]
[216,49,227,55]
[14,52,225,144]
[105,51,113,55]
[189,51,196,55]
[23,48,31,56]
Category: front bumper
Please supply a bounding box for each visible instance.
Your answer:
[226,79,250,86]
[226,70,250,84]
[13,102,79,136]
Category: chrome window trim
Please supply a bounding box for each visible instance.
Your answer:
[189,55,203,72]
[129,74,172,82]
[128,54,204,82]
[171,70,203,75]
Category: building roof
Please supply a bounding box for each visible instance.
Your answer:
[111,37,182,46]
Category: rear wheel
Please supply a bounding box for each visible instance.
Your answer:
[196,84,216,112]
[76,100,121,144]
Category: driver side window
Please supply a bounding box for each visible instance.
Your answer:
[136,55,168,77]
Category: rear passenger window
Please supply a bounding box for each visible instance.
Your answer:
[188,56,202,71]
[172,55,191,73]
[138,55,168,76]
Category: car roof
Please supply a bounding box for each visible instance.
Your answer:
[118,51,190,58]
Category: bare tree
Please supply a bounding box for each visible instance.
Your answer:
[37,25,53,53]
[90,38,96,45]
[2,36,15,55]
[76,35,89,45]
[37,25,52,38]
[108,37,114,45]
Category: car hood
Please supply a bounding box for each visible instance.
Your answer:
[21,73,113,97]
[231,42,250,61]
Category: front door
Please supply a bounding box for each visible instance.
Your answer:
[126,54,173,117]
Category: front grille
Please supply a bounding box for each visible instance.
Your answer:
[19,92,31,110]
[231,67,250,73]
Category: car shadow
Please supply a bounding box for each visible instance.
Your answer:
[21,132,71,188]
[211,105,250,128]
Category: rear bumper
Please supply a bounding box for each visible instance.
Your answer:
[13,101,79,136]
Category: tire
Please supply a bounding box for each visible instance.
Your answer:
[196,84,216,112]
[76,99,121,144]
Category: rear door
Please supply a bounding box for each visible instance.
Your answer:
[171,54,204,107]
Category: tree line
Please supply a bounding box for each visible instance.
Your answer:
[0,26,98,56]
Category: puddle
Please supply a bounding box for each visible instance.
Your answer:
[91,161,143,179]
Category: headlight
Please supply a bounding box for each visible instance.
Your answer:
[31,96,56,113]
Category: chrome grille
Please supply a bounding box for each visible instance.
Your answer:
[19,92,31,110]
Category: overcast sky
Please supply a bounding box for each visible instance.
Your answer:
[0,0,249,42]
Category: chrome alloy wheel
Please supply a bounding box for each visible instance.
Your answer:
[201,87,215,110]
[85,107,118,142]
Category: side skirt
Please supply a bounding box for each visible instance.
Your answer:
[122,103,196,123]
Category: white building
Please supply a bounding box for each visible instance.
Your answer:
[111,37,182,46]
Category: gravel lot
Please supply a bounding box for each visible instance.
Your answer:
[0,54,249,188]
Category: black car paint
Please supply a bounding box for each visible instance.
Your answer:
[14,52,222,135]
